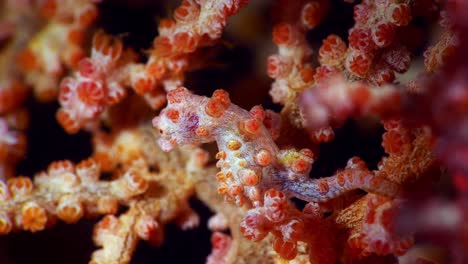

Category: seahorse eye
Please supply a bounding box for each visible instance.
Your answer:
[159,129,164,135]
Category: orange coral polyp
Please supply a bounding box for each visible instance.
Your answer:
[57,198,84,224]
[301,2,322,29]
[77,81,104,105]
[134,76,155,94]
[56,109,80,134]
[319,34,347,65]
[78,58,96,78]
[389,3,411,27]
[123,170,148,195]
[272,23,294,46]
[346,52,372,77]
[273,237,298,260]
[21,202,47,232]
[174,32,198,53]
[174,0,200,23]
[7,177,33,197]
[153,36,173,56]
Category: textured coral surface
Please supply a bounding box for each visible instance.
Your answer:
[0,0,467,263]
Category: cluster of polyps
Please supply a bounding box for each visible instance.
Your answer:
[240,189,307,260]
[240,190,338,262]
[154,87,401,206]
[344,0,412,79]
[56,31,131,133]
[55,0,251,135]
[8,0,100,102]
[153,0,248,57]
[348,194,414,257]
[145,0,250,92]
[312,1,412,85]
[0,158,148,234]
[267,0,326,105]
[299,76,401,130]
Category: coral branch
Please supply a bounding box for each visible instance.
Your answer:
[56,0,249,134]
[0,158,147,234]
[300,76,401,130]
